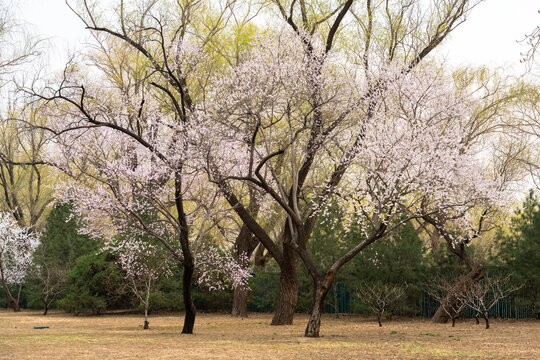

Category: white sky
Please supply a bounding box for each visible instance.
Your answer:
[13,0,540,73]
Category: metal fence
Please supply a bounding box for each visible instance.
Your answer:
[247,281,536,318]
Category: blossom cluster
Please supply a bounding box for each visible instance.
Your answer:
[0,212,40,285]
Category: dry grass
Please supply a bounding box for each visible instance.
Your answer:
[0,310,538,359]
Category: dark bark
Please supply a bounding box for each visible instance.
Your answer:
[0,274,20,312]
[451,317,455,327]
[483,313,490,329]
[217,180,299,324]
[144,320,149,329]
[43,304,48,316]
[174,172,197,334]
[12,301,21,312]
[377,312,383,327]
[271,244,299,325]
[181,263,196,334]
[303,226,387,337]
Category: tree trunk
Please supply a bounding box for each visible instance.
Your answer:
[175,172,196,334]
[144,306,149,329]
[0,278,20,312]
[483,313,489,329]
[475,313,480,324]
[271,244,298,325]
[181,264,196,334]
[305,282,330,338]
[144,289,150,329]
[231,223,258,318]
[432,266,482,323]
[271,267,298,325]
[377,312,383,327]
[451,317,455,327]
[232,285,249,317]
[43,304,49,316]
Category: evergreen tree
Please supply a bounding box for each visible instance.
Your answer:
[57,251,132,314]
[25,202,101,312]
[495,190,540,316]
[349,221,428,316]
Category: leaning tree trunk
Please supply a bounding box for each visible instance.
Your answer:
[271,243,299,325]
[0,276,20,312]
[305,280,332,337]
[42,300,49,316]
[422,215,485,324]
[432,265,483,323]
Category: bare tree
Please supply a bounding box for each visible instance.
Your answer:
[356,281,406,327]
[464,274,522,329]
[520,10,540,71]
[33,262,66,315]
[427,276,470,327]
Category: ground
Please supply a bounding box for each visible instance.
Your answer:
[0,310,538,359]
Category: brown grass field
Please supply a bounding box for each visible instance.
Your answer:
[0,310,538,359]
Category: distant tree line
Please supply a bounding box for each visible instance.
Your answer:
[2,195,538,323]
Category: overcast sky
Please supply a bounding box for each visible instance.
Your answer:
[14,0,540,73]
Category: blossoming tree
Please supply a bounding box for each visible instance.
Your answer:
[25,0,494,336]
[198,0,485,327]
[0,212,40,312]
[25,0,257,334]
[197,22,508,336]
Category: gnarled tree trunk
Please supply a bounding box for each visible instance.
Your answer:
[422,214,484,324]
[431,264,482,323]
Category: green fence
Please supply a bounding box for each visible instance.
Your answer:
[248,280,536,318]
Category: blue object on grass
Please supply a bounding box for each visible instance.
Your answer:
[33,326,49,329]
